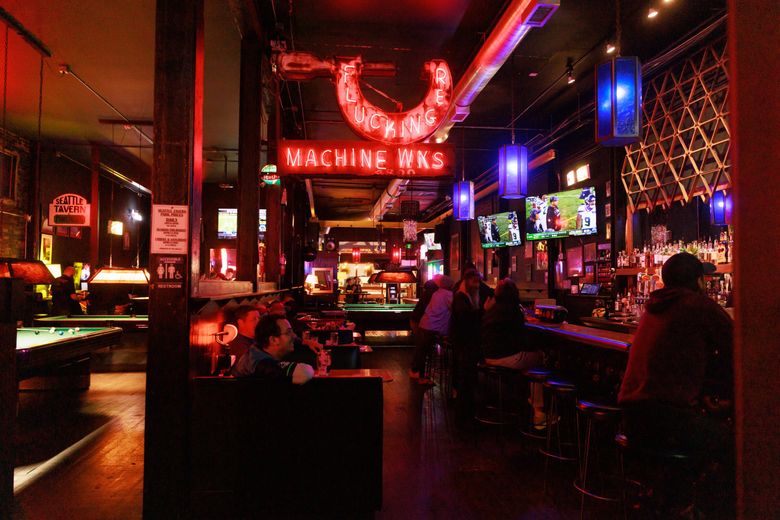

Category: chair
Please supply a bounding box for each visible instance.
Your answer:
[474,363,520,428]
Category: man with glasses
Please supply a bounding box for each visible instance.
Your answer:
[231,314,314,384]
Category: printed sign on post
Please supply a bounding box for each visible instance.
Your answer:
[151,204,189,254]
[49,193,91,226]
[150,255,185,290]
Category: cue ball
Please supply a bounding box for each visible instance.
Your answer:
[58,330,64,336]
[75,327,80,332]
[49,327,56,334]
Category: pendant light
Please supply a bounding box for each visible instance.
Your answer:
[498,55,528,199]
[453,129,474,220]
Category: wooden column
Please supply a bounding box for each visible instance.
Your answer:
[264,75,282,286]
[0,279,22,520]
[236,31,261,287]
[143,0,203,517]
[727,2,780,518]
[90,145,100,267]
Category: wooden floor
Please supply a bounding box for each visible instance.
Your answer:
[12,349,615,520]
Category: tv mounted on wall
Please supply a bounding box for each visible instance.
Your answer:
[477,211,522,249]
[525,186,597,241]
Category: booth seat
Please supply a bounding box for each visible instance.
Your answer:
[190,375,383,517]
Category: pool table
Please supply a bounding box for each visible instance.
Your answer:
[34,314,149,332]
[341,303,416,334]
[15,326,123,379]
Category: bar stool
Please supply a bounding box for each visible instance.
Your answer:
[519,367,552,440]
[616,432,697,517]
[574,399,624,517]
[539,378,578,462]
[434,335,453,398]
[474,363,520,428]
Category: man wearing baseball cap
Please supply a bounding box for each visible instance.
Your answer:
[619,252,734,515]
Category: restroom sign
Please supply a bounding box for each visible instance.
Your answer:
[49,193,91,226]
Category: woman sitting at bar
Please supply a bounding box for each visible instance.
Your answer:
[451,269,484,419]
[481,278,544,425]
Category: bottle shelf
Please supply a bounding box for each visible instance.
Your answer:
[615,263,732,276]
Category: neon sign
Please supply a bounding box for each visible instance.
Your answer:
[278,140,454,178]
[334,58,452,145]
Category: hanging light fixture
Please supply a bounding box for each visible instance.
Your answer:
[453,129,474,220]
[499,59,528,199]
[596,0,641,146]
[351,247,361,263]
[596,56,642,145]
[710,190,733,226]
[453,181,474,221]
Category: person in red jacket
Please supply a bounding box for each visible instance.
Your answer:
[618,252,734,515]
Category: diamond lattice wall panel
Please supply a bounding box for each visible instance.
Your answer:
[621,37,730,212]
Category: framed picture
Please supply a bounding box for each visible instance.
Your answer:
[605,203,611,218]
[605,181,611,198]
[55,226,69,237]
[511,256,518,273]
[524,241,533,259]
[70,226,83,239]
[40,234,53,264]
[584,242,597,263]
[606,222,612,240]
[41,217,53,235]
[450,234,459,273]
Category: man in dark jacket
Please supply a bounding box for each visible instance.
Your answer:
[618,252,734,514]
[50,265,84,316]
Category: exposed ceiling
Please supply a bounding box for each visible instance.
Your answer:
[1,0,727,221]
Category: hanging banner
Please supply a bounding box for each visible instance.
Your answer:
[278,140,454,178]
[49,193,91,226]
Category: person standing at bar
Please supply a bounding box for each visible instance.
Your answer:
[451,269,484,421]
[410,274,453,385]
[50,265,84,316]
[228,305,262,361]
[618,252,734,514]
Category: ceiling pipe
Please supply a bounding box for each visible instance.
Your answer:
[305,179,317,219]
[432,0,559,142]
[369,178,409,223]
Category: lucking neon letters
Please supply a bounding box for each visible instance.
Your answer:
[335,58,452,145]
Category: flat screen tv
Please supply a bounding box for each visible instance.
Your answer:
[477,211,522,249]
[525,186,597,241]
[217,208,238,239]
[423,232,441,250]
[218,208,268,239]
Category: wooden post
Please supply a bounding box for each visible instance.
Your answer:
[0,279,22,520]
[727,2,780,518]
[90,145,100,267]
[143,0,203,516]
[236,31,261,287]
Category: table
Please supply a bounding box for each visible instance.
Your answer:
[34,314,149,332]
[341,303,416,333]
[16,326,123,379]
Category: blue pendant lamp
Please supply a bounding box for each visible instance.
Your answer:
[498,144,528,199]
[711,190,733,226]
[596,56,642,146]
[453,180,474,221]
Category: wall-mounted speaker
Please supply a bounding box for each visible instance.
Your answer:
[323,236,338,252]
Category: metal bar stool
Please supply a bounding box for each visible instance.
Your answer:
[474,363,520,430]
[520,367,552,440]
[540,378,578,495]
[574,399,624,518]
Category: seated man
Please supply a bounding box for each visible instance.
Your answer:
[268,300,322,365]
[227,305,261,361]
[231,314,314,384]
[618,252,734,513]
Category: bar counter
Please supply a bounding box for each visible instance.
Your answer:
[526,318,633,352]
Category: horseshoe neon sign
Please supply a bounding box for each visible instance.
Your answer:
[334,57,452,145]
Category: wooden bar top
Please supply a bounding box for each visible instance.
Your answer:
[526,318,633,352]
[315,369,393,382]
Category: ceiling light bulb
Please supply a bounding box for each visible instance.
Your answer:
[663,0,673,3]
[567,72,576,84]
[528,71,539,77]
[606,43,616,54]
[648,8,659,18]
